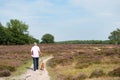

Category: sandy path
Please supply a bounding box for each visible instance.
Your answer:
[3,56,53,80]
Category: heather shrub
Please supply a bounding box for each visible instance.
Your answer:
[75,52,101,69]
[75,62,91,69]
[72,73,88,80]
[0,66,16,72]
[113,48,120,55]
[108,67,120,77]
[57,74,72,80]
[57,74,87,80]
[104,49,116,56]
[47,58,58,68]
[76,51,101,64]
[100,48,120,57]
[48,53,74,68]
[0,69,11,77]
[6,66,16,72]
[0,66,4,70]
[90,69,105,78]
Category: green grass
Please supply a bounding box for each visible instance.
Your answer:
[85,77,120,80]
[65,63,119,75]
[47,66,57,80]
[11,59,32,76]
[4,59,32,80]
[8,55,51,76]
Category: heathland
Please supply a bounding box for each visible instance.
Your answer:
[0,44,120,80]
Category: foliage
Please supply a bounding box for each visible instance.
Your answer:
[41,33,54,43]
[0,23,12,45]
[7,19,28,35]
[108,67,120,77]
[0,69,11,77]
[109,28,120,44]
[46,44,120,80]
[90,69,105,78]
[0,66,16,72]
[0,44,120,79]
[72,73,88,80]
[48,53,74,67]
[57,40,110,44]
[0,45,31,77]
[57,73,87,80]
[0,19,39,45]
[75,63,91,69]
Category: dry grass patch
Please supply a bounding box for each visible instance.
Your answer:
[47,44,120,80]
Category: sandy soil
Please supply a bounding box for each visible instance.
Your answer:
[1,56,53,80]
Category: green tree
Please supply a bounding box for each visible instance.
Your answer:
[7,19,28,34]
[0,22,14,45]
[0,23,6,44]
[6,19,29,44]
[108,28,120,44]
[6,19,39,44]
[0,19,39,45]
[41,33,54,43]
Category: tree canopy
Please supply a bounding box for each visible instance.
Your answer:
[41,33,54,43]
[108,28,120,44]
[7,19,28,34]
[0,19,39,45]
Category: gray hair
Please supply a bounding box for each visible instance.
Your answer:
[34,42,37,46]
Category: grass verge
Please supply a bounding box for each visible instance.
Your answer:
[11,59,32,76]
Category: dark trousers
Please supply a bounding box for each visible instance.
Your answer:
[33,57,39,71]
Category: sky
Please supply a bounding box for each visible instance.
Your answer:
[0,0,120,41]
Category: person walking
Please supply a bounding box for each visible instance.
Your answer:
[31,42,42,71]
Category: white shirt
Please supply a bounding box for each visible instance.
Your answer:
[31,45,40,58]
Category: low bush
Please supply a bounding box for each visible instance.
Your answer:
[75,62,91,69]
[47,53,74,68]
[57,74,72,80]
[72,73,88,80]
[0,66,16,72]
[108,67,120,77]
[99,48,120,57]
[47,58,58,68]
[75,52,101,69]
[90,69,105,78]
[0,69,11,77]
[57,74,87,80]
[6,66,16,72]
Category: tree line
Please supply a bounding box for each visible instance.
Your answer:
[57,28,120,45]
[57,40,110,44]
[0,19,120,45]
[0,19,39,45]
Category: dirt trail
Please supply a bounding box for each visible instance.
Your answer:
[2,56,53,80]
